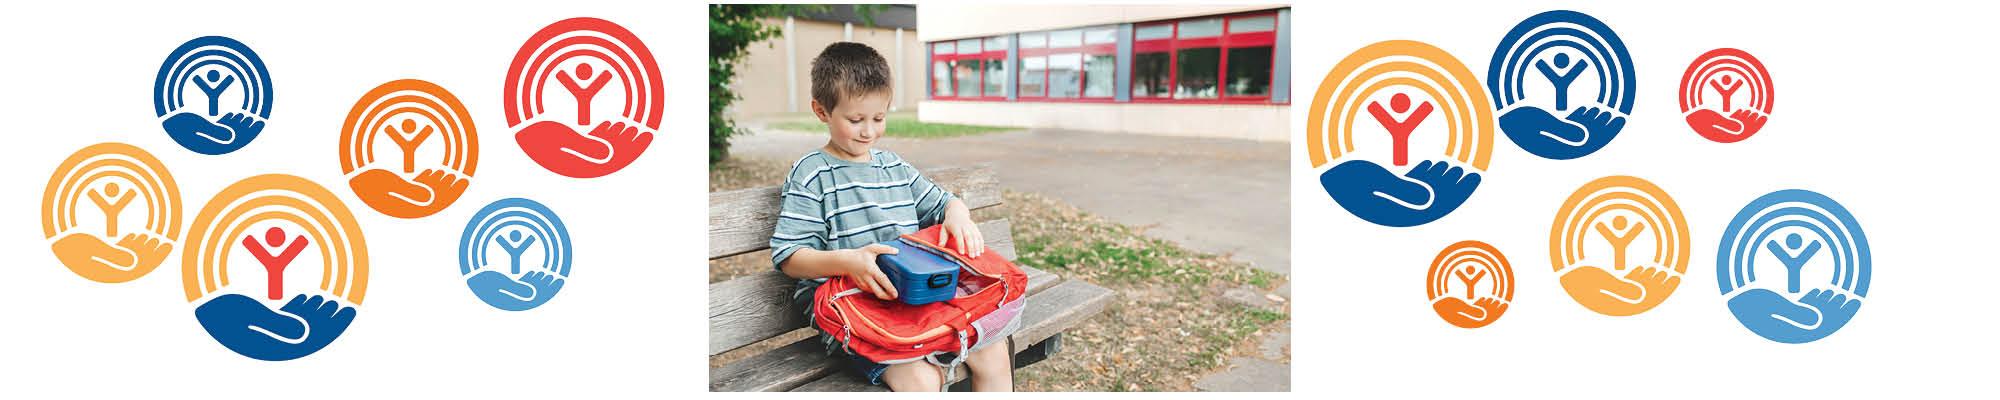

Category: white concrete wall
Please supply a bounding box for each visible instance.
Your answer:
[918,100,1289,142]
[730,18,925,118]
[918,4,1288,41]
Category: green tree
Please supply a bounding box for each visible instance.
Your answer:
[709,4,879,166]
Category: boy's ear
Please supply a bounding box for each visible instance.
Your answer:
[810,100,830,123]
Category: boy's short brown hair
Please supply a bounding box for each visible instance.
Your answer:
[810,42,892,110]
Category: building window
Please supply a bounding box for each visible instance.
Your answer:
[932,60,953,97]
[925,10,1283,105]
[1175,47,1219,99]
[954,59,982,98]
[1227,46,1273,96]
[1085,54,1116,97]
[1132,12,1280,103]
[1018,26,1115,101]
[1132,52,1171,98]
[930,36,1006,99]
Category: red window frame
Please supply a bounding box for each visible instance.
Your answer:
[1132,11,1282,105]
[1018,27,1118,103]
[930,39,1006,101]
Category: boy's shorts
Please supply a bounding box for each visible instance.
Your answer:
[792,280,890,386]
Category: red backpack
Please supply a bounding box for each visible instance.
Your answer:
[812,225,1029,376]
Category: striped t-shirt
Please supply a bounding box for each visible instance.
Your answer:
[770,149,955,273]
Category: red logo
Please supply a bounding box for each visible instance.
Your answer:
[503,17,661,178]
[1679,48,1773,143]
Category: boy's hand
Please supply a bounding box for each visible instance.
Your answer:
[939,201,985,257]
[844,244,900,300]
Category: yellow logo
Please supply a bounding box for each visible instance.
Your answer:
[42,143,182,283]
[1550,175,1689,316]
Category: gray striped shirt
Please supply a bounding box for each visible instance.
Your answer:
[770,149,955,273]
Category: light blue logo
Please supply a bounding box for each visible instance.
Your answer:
[153,36,273,155]
[459,198,572,311]
[1717,189,1870,344]
[1487,10,1634,160]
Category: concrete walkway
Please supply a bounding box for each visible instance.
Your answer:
[730,125,1292,276]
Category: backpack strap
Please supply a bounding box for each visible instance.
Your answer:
[922,329,972,392]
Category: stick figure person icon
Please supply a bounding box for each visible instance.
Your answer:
[43,143,182,283]
[154,36,273,155]
[1535,53,1589,112]
[459,198,573,311]
[1488,10,1636,160]
[504,17,661,178]
[1427,241,1514,329]
[1679,48,1774,143]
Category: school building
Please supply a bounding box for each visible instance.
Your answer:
[730,5,926,117]
[918,4,1292,142]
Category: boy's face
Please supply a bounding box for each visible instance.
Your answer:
[813,90,891,159]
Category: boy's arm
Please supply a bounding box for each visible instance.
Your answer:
[907,166,984,257]
[778,246,900,300]
[936,198,985,257]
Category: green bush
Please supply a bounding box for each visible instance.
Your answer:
[709,5,878,165]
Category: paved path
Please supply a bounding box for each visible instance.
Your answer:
[730,125,1292,275]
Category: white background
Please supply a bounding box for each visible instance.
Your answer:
[0,0,699,397]
[1294,0,2000,398]
[4,0,1996,398]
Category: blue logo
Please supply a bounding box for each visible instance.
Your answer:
[459,198,573,311]
[154,36,273,155]
[1488,10,1634,160]
[1717,189,1870,344]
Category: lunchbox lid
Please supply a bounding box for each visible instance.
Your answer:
[878,238,962,275]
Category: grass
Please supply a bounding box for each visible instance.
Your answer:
[1003,191,1288,391]
[762,111,1018,138]
[1017,227,1280,287]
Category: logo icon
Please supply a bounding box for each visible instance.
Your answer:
[503,17,660,178]
[459,198,572,311]
[1680,48,1773,143]
[339,79,478,218]
[154,36,273,155]
[1718,190,1869,343]
[1308,40,1496,227]
[1549,176,1688,316]
[42,143,182,283]
[1427,240,1514,329]
[183,175,367,361]
[1488,10,1635,160]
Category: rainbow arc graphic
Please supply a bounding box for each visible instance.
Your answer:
[504,17,663,129]
[182,174,367,304]
[1488,10,1634,113]
[1308,40,1493,170]
[1426,240,1513,329]
[339,79,479,218]
[503,17,662,178]
[1679,48,1774,143]
[1549,176,1688,316]
[41,143,183,283]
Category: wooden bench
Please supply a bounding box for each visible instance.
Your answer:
[709,164,1116,391]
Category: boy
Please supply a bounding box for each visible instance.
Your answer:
[770,42,1009,392]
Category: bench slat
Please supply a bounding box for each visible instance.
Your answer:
[709,164,1003,259]
[711,219,1018,356]
[709,261,1068,391]
[789,279,1118,392]
[709,337,840,392]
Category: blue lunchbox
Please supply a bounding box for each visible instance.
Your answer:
[875,238,962,305]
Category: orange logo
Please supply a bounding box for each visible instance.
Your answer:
[1427,240,1514,328]
[339,79,477,219]
[42,143,183,283]
[1550,175,1689,316]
